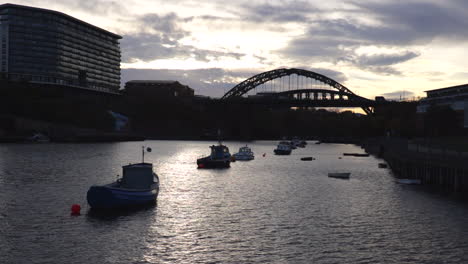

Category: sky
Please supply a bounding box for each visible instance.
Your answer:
[11,0,468,99]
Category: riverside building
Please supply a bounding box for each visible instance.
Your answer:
[124,80,195,98]
[417,84,468,128]
[0,3,121,94]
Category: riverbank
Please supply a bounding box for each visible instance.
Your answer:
[362,137,468,192]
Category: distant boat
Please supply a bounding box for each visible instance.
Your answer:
[27,132,50,143]
[328,172,351,179]
[197,144,231,168]
[378,163,388,168]
[233,145,255,161]
[274,142,292,155]
[279,140,296,150]
[87,147,159,209]
[300,157,315,161]
[343,153,369,157]
[291,137,305,148]
[396,179,421,185]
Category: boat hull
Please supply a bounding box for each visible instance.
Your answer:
[233,154,254,161]
[197,157,230,168]
[87,185,158,209]
[396,179,421,185]
[274,149,291,155]
[343,153,369,157]
[328,173,351,179]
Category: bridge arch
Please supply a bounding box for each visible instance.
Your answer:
[221,68,373,114]
[221,68,356,99]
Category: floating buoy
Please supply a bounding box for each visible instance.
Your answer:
[262,153,266,157]
[71,204,81,215]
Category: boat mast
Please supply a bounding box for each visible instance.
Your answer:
[141,146,152,163]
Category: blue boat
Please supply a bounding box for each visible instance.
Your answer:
[87,148,160,209]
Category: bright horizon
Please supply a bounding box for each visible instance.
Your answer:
[10,0,468,100]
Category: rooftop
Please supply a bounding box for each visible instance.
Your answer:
[425,83,468,94]
[0,3,122,39]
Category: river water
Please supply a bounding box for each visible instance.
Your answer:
[1,140,468,263]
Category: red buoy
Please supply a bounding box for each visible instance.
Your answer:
[71,204,81,215]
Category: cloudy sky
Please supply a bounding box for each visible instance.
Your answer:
[13,0,468,99]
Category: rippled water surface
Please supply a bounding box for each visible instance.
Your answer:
[1,141,468,263]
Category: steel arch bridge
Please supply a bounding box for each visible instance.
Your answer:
[221,68,374,114]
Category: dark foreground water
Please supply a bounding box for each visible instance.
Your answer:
[1,141,468,263]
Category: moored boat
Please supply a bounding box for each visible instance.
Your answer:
[233,145,255,161]
[27,132,50,143]
[300,157,315,161]
[274,142,292,155]
[87,147,159,209]
[378,163,388,168]
[343,153,369,157]
[291,137,306,148]
[197,144,231,168]
[396,179,421,185]
[328,172,351,179]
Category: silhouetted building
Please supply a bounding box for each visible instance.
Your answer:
[0,3,121,93]
[124,80,195,98]
[417,84,468,128]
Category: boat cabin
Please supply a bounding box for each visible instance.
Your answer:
[238,146,251,153]
[121,163,156,189]
[210,145,230,159]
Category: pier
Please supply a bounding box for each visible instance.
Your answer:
[363,138,468,192]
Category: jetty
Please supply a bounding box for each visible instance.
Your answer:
[362,138,468,192]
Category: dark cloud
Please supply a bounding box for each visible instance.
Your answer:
[281,1,468,75]
[355,1,468,43]
[298,67,348,84]
[66,0,126,15]
[282,36,359,61]
[241,1,317,23]
[121,34,244,63]
[120,13,244,63]
[358,51,419,66]
[343,51,420,75]
[282,18,422,72]
[139,13,187,37]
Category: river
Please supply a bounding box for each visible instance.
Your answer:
[1,141,468,263]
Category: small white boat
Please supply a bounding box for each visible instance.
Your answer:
[233,145,255,160]
[328,172,351,179]
[396,179,421,185]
